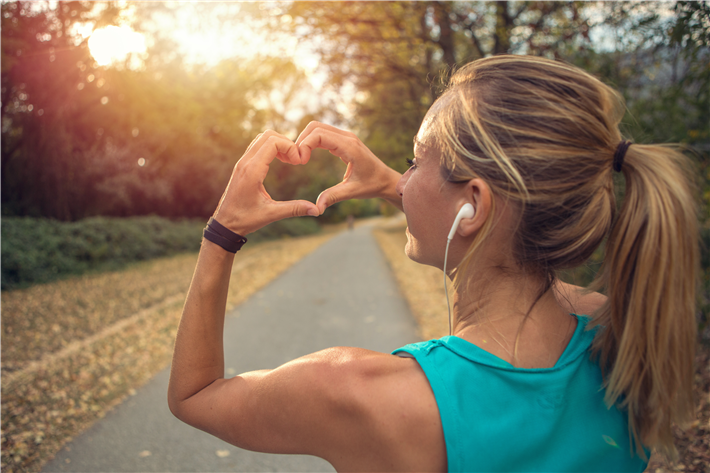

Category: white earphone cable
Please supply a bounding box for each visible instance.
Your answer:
[443,203,473,337]
[444,238,452,336]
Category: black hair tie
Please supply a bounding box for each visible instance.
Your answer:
[613,140,632,173]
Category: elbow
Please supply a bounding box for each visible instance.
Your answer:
[168,393,204,432]
[167,379,224,427]
[167,392,185,421]
[168,395,198,428]
[167,373,195,423]
[167,383,192,424]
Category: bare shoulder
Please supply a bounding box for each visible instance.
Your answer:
[317,347,446,472]
[229,346,446,472]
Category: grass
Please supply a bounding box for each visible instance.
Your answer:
[1,231,336,473]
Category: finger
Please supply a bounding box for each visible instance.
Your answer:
[295,121,352,146]
[247,135,301,179]
[271,133,301,165]
[275,151,300,165]
[315,181,355,213]
[299,131,352,166]
[296,123,356,165]
[238,132,272,166]
[342,162,353,181]
[243,131,301,166]
[294,123,321,165]
[244,133,264,155]
[268,199,320,219]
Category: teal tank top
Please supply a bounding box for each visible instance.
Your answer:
[392,315,648,472]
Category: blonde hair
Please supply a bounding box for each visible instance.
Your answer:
[432,55,698,460]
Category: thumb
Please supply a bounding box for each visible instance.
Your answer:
[271,199,320,220]
[316,182,352,213]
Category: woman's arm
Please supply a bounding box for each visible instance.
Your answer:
[169,126,398,413]
[296,122,403,213]
[168,241,441,468]
[167,130,322,439]
[167,239,232,418]
[167,130,444,470]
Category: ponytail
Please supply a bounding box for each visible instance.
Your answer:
[590,144,699,460]
[436,55,699,460]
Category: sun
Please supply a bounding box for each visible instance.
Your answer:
[88,25,146,67]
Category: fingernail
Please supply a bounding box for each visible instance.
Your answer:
[308,208,319,217]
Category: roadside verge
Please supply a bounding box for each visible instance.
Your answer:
[1,232,335,473]
[372,217,448,340]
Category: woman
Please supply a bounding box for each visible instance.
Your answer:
[168,55,698,471]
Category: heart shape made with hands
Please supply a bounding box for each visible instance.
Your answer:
[213,123,401,236]
[296,121,401,213]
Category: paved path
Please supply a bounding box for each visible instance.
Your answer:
[42,222,420,472]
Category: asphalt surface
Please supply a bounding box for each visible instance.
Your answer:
[42,221,421,472]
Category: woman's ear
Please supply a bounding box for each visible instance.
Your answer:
[457,178,492,237]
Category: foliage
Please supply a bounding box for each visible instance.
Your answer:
[249,216,321,244]
[1,2,333,221]
[252,1,597,170]
[672,1,710,49]
[1,216,200,289]
[576,1,710,327]
[2,1,709,315]
[1,215,320,289]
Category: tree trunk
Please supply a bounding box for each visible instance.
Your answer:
[493,2,512,55]
[435,2,456,69]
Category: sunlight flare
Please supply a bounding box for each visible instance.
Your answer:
[88,25,146,67]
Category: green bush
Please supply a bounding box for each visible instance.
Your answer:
[1,216,320,290]
[248,217,320,243]
[319,198,384,224]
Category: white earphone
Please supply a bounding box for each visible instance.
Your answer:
[444,203,475,335]
[447,203,475,241]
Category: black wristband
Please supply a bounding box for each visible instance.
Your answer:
[203,218,247,253]
[206,218,241,240]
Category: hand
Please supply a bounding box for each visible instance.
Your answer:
[296,122,403,214]
[213,130,319,235]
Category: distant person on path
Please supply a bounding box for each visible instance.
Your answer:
[168,55,698,471]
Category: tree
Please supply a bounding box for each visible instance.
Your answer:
[1,1,327,220]
[250,1,596,170]
[1,1,120,219]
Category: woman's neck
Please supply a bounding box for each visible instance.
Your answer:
[450,270,577,368]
